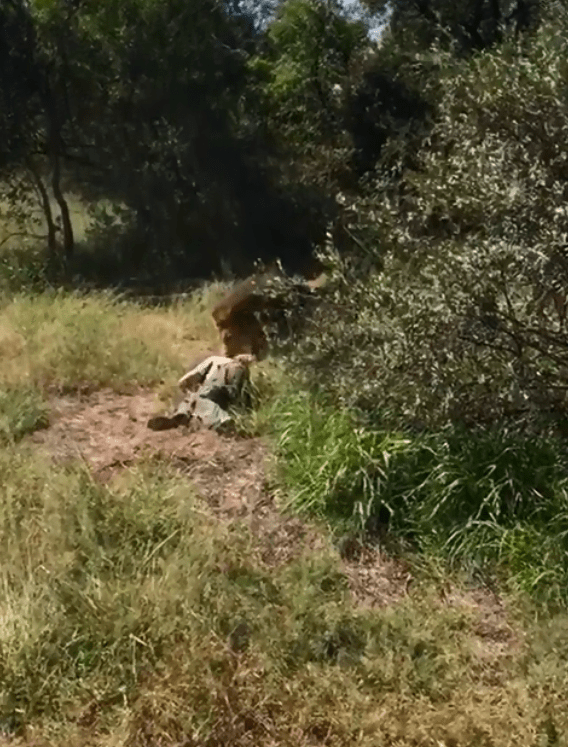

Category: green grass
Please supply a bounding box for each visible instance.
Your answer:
[270,392,568,606]
[0,385,49,443]
[1,449,568,746]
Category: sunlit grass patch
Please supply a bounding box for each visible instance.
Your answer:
[0,288,226,392]
[0,453,196,732]
[0,450,567,745]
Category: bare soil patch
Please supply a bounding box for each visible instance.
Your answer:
[29,388,188,471]
[26,387,327,553]
[28,388,271,513]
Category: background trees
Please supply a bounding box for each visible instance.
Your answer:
[2,0,568,435]
[0,0,326,281]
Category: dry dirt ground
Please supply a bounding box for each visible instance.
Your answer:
[25,388,520,656]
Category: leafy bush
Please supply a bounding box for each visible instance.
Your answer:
[288,12,568,436]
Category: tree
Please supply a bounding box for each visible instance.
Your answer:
[0,0,75,268]
[361,0,544,53]
[250,0,368,169]
[0,0,321,280]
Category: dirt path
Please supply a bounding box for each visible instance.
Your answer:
[24,388,521,654]
[26,389,409,600]
[28,388,265,498]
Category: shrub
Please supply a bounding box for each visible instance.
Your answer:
[287,13,568,436]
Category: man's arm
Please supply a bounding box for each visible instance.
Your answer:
[177,356,223,391]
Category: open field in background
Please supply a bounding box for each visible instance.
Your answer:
[0,212,566,745]
[0,192,96,246]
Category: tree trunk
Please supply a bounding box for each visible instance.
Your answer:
[43,75,74,265]
[51,147,74,264]
[26,158,59,263]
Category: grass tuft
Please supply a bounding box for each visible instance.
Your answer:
[270,392,568,605]
[0,385,49,443]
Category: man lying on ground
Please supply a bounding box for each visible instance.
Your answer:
[147,354,256,432]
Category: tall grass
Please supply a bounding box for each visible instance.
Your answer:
[0,288,225,392]
[1,449,568,745]
[270,392,568,605]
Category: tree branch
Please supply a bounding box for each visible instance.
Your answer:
[0,231,50,250]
